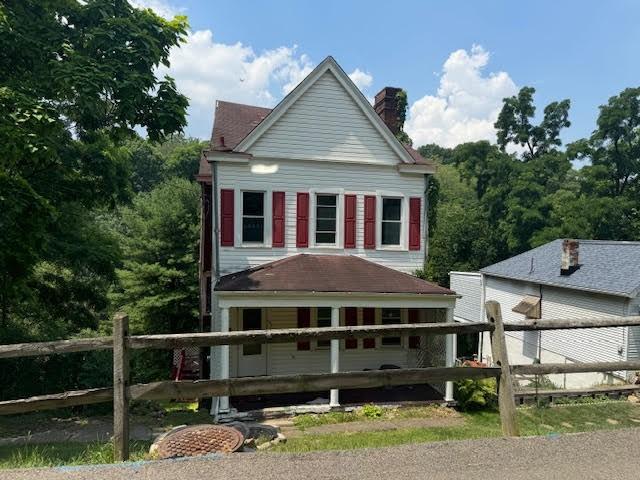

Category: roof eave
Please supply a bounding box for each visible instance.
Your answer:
[480,271,635,298]
[397,163,437,175]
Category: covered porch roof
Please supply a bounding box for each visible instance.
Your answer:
[214,254,457,309]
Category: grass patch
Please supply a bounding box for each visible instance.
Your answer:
[0,441,151,469]
[293,405,456,430]
[274,401,640,453]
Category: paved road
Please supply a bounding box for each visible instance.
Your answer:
[5,428,640,480]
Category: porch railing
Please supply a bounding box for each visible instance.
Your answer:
[1,302,640,460]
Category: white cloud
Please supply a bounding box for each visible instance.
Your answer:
[129,0,182,19]
[348,68,373,91]
[405,45,518,148]
[157,29,376,139]
[157,30,315,138]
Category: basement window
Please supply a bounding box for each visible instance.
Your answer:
[242,191,264,243]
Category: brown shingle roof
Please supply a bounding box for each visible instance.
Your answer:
[210,100,272,151]
[215,254,454,295]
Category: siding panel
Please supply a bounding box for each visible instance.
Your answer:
[248,71,402,164]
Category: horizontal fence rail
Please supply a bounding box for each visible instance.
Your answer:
[504,316,640,332]
[127,322,492,350]
[128,367,501,401]
[0,367,500,416]
[4,316,640,359]
[0,337,113,359]
[512,361,640,376]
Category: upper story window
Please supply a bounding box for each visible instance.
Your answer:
[381,197,402,246]
[315,194,337,244]
[242,191,264,243]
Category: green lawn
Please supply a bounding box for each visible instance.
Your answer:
[272,401,640,453]
[0,441,151,470]
[1,401,639,467]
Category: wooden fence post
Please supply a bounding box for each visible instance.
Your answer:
[113,313,130,461]
[486,301,519,437]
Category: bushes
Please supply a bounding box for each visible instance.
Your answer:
[454,377,497,411]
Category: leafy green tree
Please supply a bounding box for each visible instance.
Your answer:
[495,86,570,160]
[418,143,454,164]
[394,89,413,145]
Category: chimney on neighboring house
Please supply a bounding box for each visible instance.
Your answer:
[374,87,402,135]
[560,239,580,276]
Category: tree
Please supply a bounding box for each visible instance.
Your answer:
[495,87,570,160]
[112,178,200,336]
[394,89,413,145]
[0,0,189,329]
[568,87,640,197]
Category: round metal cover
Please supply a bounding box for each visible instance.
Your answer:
[154,424,244,458]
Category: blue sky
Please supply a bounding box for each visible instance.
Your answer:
[137,0,640,148]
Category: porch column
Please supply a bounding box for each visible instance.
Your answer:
[445,307,457,402]
[329,306,340,407]
[219,307,230,412]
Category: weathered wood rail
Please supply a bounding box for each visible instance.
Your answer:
[2,303,640,461]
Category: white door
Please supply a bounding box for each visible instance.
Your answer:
[237,308,267,377]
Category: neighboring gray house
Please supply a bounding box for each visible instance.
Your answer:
[451,239,640,388]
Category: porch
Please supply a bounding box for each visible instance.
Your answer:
[210,254,459,416]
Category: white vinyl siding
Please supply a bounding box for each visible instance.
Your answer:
[216,159,424,275]
[247,71,402,165]
[450,272,483,323]
[483,276,629,375]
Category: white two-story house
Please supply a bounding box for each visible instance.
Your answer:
[196,56,458,416]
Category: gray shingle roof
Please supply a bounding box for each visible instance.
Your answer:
[480,239,640,298]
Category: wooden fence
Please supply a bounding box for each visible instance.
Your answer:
[2,300,640,461]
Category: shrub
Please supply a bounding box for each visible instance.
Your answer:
[360,403,383,418]
[454,378,497,411]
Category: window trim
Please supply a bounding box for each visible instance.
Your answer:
[309,189,344,248]
[234,189,272,247]
[375,192,408,251]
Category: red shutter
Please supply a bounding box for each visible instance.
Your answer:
[362,308,375,349]
[296,192,309,247]
[297,307,311,351]
[344,195,356,248]
[409,197,421,251]
[345,307,358,349]
[408,308,420,349]
[220,189,234,246]
[364,195,376,249]
[272,191,285,247]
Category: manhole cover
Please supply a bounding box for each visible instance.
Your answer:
[154,425,244,458]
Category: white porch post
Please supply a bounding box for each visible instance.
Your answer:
[329,306,340,407]
[445,307,456,402]
[219,307,230,412]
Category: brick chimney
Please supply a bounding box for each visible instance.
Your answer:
[374,87,402,135]
[560,239,580,276]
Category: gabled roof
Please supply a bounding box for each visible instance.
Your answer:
[234,56,417,165]
[481,239,640,298]
[216,254,454,295]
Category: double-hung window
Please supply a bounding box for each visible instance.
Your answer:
[242,191,264,243]
[381,308,402,346]
[315,194,337,244]
[381,197,402,246]
[316,307,332,349]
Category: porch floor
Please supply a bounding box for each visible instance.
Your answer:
[230,384,443,412]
